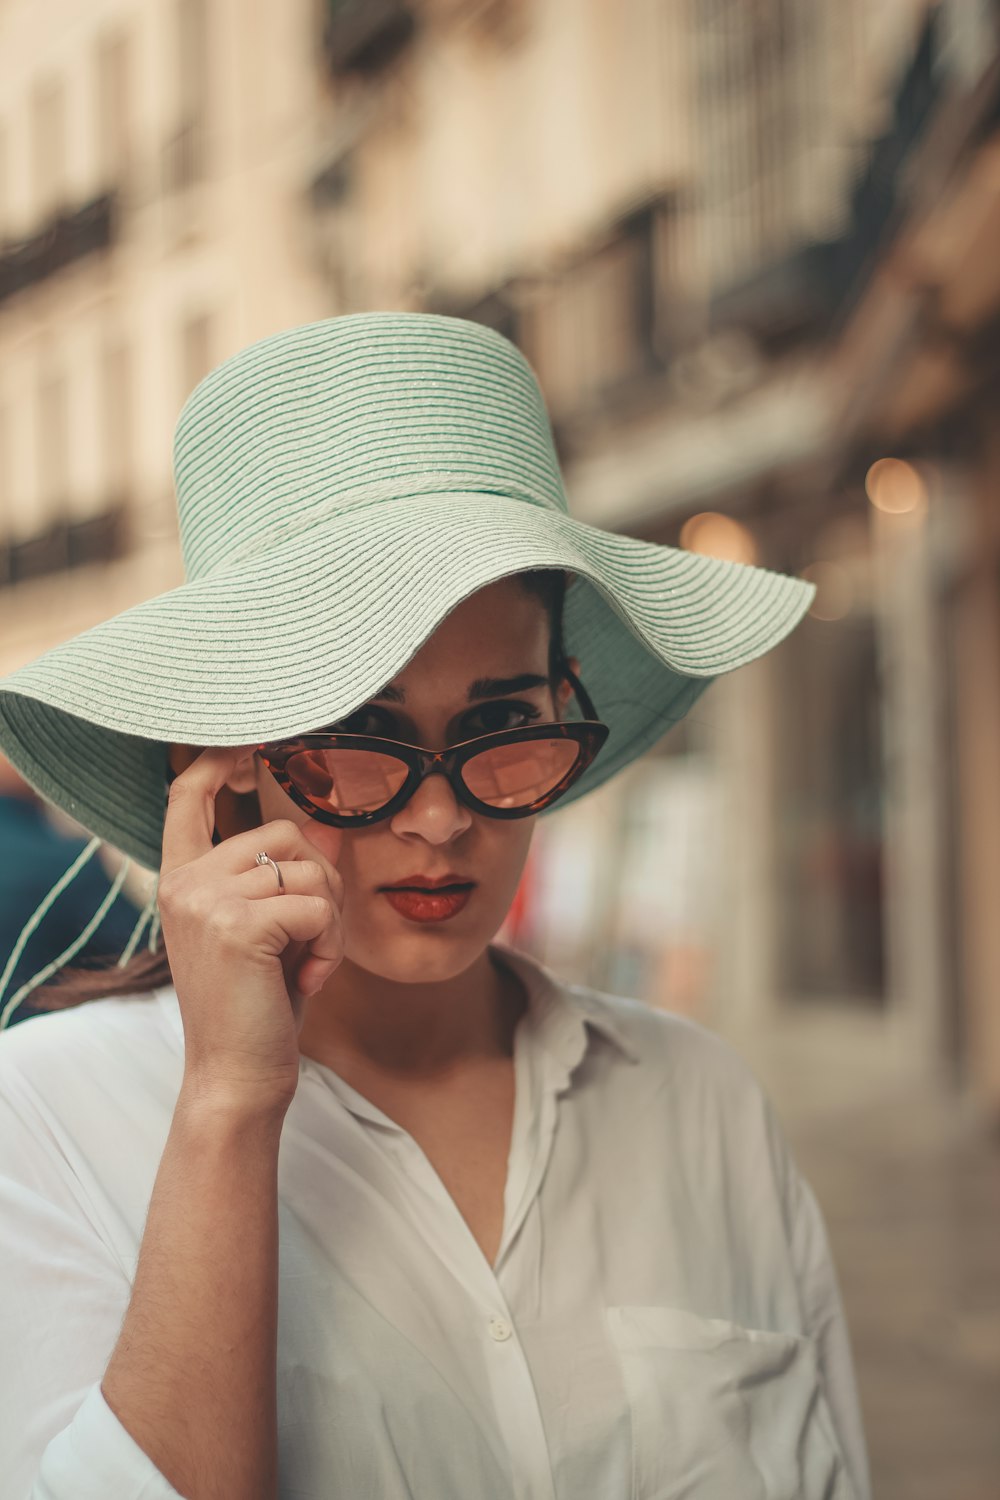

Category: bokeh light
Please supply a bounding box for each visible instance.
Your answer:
[802,560,854,621]
[864,457,928,515]
[679,511,758,564]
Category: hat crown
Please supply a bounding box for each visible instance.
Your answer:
[173,312,570,581]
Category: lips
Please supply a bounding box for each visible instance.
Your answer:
[381,885,474,924]
[386,876,473,888]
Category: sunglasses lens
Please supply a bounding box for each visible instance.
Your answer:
[462,737,581,809]
[285,748,409,817]
[282,734,587,821]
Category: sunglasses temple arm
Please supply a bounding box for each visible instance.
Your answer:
[562,662,601,722]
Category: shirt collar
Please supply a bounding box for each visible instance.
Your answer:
[155,941,642,1104]
[489,941,642,1082]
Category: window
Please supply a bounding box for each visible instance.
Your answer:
[162,0,210,192]
[30,78,66,221]
[38,363,69,517]
[774,607,886,1003]
[178,0,209,119]
[693,0,835,289]
[0,400,9,534]
[102,339,132,504]
[96,28,133,189]
[521,200,673,425]
[177,0,209,182]
[0,121,8,240]
[180,312,213,401]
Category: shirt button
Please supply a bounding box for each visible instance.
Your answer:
[489,1315,512,1341]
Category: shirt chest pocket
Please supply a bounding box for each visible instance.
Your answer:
[606,1304,858,1500]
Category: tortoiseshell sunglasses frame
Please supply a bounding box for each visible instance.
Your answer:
[250,662,609,829]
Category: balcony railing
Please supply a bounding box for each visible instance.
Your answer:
[709,7,943,346]
[0,505,127,590]
[0,193,116,306]
[423,190,678,456]
[323,0,416,77]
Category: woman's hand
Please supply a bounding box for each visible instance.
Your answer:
[158,746,344,1115]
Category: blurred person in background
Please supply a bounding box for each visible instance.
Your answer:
[0,752,143,1028]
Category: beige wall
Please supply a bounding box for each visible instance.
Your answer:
[0,0,330,671]
[952,421,1000,1114]
[325,0,692,305]
[316,0,938,313]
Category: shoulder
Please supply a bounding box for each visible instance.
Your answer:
[0,991,182,1272]
[0,988,182,1123]
[557,970,787,1153]
[570,973,767,1093]
[560,974,801,1217]
[0,986,173,1061]
[500,942,765,1100]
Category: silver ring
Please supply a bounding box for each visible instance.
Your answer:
[255,850,285,892]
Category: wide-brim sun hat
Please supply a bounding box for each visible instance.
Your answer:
[0,312,815,1021]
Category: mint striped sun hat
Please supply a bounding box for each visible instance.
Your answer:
[0,312,815,1024]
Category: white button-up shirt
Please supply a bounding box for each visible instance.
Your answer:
[0,941,872,1500]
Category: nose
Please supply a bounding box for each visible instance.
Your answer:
[388,765,473,842]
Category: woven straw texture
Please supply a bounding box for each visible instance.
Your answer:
[0,313,815,872]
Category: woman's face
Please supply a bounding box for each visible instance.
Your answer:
[230,576,577,986]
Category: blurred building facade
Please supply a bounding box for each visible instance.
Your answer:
[0,0,329,678]
[2,0,999,1127]
[306,0,1000,1122]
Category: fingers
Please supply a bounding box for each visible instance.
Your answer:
[161,747,344,899]
[260,895,343,960]
[223,820,344,903]
[238,857,338,906]
[161,746,256,882]
[235,843,345,1002]
[157,748,349,1099]
[245,865,343,1002]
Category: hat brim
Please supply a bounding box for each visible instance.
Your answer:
[0,492,814,870]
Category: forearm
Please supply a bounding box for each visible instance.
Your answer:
[101,1089,287,1500]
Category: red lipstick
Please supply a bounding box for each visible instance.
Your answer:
[380,886,473,923]
[379,874,476,923]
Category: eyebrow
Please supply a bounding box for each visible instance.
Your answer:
[373,673,550,705]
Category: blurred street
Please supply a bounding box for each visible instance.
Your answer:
[727,1008,1000,1500]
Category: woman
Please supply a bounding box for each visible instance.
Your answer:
[0,313,871,1499]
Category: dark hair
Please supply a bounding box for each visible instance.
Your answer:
[21,568,571,1016]
[516,565,570,684]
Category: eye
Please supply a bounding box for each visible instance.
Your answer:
[326,699,544,741]
[332,706,395,737]
[465,700,543,735]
